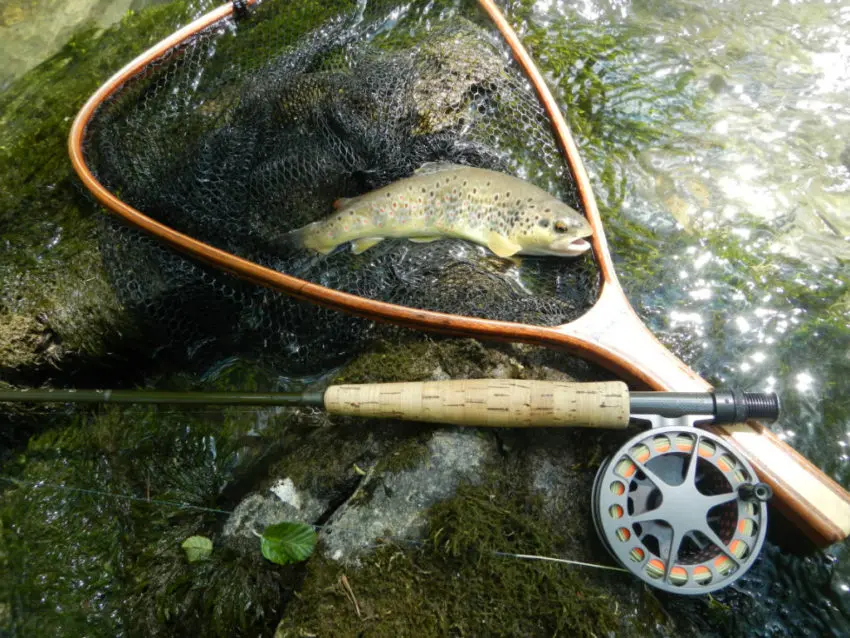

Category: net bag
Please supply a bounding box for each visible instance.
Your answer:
[77,0,601,370]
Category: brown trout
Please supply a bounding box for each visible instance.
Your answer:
[292,163,592,258]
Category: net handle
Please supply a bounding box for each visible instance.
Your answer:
[67,0,850,546]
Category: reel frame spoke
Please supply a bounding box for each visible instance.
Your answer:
[592,425,768,594]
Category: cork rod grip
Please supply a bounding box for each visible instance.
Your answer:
[323,379,630,428]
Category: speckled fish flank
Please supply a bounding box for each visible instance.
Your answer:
[293,163,593,258]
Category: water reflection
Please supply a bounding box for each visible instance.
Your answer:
[526,0,850,632]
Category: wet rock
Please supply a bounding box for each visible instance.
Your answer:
[0,3,194,381]
[0,0,135,86]
[321,429,498,561]
[223,337,615,566]
[224,477,329,539]
[412,19,507,134]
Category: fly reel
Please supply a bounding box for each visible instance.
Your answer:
[593,426,770,594]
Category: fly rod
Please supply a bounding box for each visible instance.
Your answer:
[0,381,779,429]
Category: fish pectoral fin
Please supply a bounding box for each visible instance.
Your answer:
[413,161,461,176]
[350,237,385,254]
[300,232,338,255]
[408,236,442,244]
[486,232,523,258]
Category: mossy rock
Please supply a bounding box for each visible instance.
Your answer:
[276,479,674,637]
[0,1,197,379]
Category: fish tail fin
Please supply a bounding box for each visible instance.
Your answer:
[282,221,337,255]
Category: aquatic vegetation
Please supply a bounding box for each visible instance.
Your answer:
[181,535,214,563]
[259,522,318,566]
[276,481,627,637]
[0,385,297,636]
[0,1,198,378]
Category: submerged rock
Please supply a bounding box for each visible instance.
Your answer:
[0,3,196,382]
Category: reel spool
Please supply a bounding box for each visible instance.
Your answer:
[593,426,770,594]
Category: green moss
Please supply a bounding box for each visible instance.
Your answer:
[0,385,300,636]
[125,532,303,638]
[374,435,431,475]
[334,337,516,385]
[277,481,620,637]
[330,339,442,384]
[0,1,197,374]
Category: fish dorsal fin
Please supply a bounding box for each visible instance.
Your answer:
[486,231,522,258]
[350,237,385,254]
[332,194,365,210]
[413,161,462,177]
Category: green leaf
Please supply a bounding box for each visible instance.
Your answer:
[181,535,213,563]
[259,522,317,566]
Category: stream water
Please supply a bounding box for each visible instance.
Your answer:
[533,0,850,631]
[2,0,849,635]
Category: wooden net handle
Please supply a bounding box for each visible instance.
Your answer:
[324,379,630,428]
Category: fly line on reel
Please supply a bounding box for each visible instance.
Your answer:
[592,426,769,594]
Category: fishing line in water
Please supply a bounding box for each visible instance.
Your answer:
[0,475,234,516]
[0,474,623,574]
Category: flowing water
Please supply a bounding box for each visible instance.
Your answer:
[2,0,850,634]
[523,0,850,631]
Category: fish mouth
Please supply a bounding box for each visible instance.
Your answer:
[562,238,591,255]
[542,237,592,256]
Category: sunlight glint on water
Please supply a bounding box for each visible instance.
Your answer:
[524,0,850,625]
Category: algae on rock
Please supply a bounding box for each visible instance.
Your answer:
[0,1,196,379]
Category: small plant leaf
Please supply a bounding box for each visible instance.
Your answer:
[260,522,317,565]
[181,535,213,563]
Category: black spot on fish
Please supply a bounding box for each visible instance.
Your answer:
[494,194,499,201]
[538,218,550,228]
[544,208,551,213]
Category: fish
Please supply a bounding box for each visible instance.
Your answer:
[290,163,592,259]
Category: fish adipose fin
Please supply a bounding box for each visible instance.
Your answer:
[486,231,522,258]
[413,161,461,176]
[350,237,385,254]
[408,236,442,243]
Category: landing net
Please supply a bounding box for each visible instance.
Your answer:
[80,0,601,370]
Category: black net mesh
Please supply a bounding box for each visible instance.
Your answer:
[83,0,601,371]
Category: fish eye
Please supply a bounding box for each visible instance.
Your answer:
[554,220,570,233]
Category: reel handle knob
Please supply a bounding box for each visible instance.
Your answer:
[738,482,773,503]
